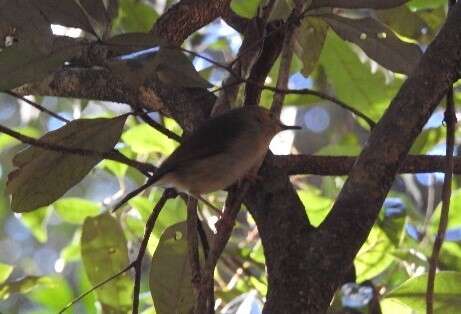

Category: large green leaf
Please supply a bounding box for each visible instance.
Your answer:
[6,115,127,212]
[150,222,195,314]
[294,17,329,76]
[376,6,430,41]
[311,0,409,9]
[54,197,101,224]
[81,213,132,311]
[319,31,402,121]
[385,271,461,314]
[354,225,394,282]
[322,14,422,75]
[431,189,461,233]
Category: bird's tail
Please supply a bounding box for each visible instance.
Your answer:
[112,175,158,212]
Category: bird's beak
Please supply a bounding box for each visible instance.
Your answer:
[279,122,302,130]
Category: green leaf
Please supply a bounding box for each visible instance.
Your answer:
[6,115,127,212]
[297,188,333,227]
[150,222,195,314]
[407,0,446,10]
[354,225,394,282]
[431,189,461,233]
[54,197,100,224]
[268,0,294,21]
[81,213,132,310]
[230,0,262,18]
[385,271,461,314]
[294,17,329,76]
[28,276,73,311]
[319,31,402,121]
[114,0,158,33]
[376,6,430,41]
[316,133,362,156]
[19,206,50,243]
[122,123,178,155]
[322,14,422,75]
[0,264,13,284]
[0,276,46,300]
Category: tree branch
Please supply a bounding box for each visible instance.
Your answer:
[273,154,461,176]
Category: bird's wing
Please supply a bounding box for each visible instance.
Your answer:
[158,108,248,175]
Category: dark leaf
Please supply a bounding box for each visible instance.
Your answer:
[150,222,196,314]
[35,0,96,36]
[311,0,409,9]
[322,14,422,74]
[294,17,329,76]
[0,38,82,91]
[6,115,127,212]
[80,0,109,28]
[81,213,132,310]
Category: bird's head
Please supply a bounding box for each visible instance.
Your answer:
[252,107,301,136]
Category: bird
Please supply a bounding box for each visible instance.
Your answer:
[113,106,301,211]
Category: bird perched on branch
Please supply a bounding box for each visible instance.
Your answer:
[113,106,301,211]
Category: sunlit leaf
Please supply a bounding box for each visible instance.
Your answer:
[319,32,402,121]
[385,271,461,314]
[0,264,13,284]
[297,188,333,227]
[81,213,132,310]
[431,189,461,233]
[122,123,177,155]
[376,5,430,41]
[54,197,101,224]
[7,115,127,212]
[230,0,262,18]
[19,206,50,243]
[354,225,394,282]
[322,14,422,75]
[150,222,195,314]
[28,276,73,311]
[114,0,158,32]
[407,0,446,10]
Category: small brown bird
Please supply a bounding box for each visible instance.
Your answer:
[114,106,300,210]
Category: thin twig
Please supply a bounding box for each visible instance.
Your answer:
[426,87,457,313]
[186,197,201,294]
[138,112,182,142]
[132,190,172,314]
[0,124,154,176]
[58,262,135,313]
[195,184,250,314]
[270,13,298,116]
[5,91,70,123]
